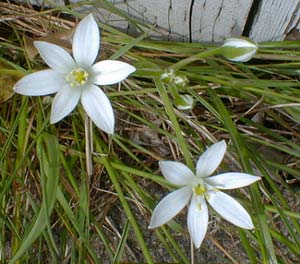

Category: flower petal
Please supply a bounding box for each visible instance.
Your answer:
[50,84,80,124]
[14,70,65,96]
[206,172,260,190]
[149,186,192,229]
[229,52,256,63]
[73,14,99,68]
[196,140,226,177]
[207,190,254,229]
[91,60,136,85]
[34,41,76,73]
[222,38,257,48]
[187,196,209,248]
[81,84,114,134]
[159,161,195,186]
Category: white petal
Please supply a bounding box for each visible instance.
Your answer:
[187,196,208,248]
[196,140,226,177]
[149,186,192,229]
[14,70,65,96]
[230,52,256,62]
[159,161,195,186]
[73,14,99,68]
[91,60,136,85]
[81,85,114,134]
[207,190,254,229]
[50,84,81,124]
[34,41,76,73]
[206,173,260,190]
[222,38,257,49]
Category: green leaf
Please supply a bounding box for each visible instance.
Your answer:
[9,134,60,264]
[207,87,278,264]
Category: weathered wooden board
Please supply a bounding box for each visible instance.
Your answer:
[20,0,65,6]
[91,0,190,40]
[89,0,254,42]
[249,0,300,41]
[14,0,300,42]
[190,0,253,42]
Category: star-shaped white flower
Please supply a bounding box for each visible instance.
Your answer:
[14,14,136,134]
[149,140,260,248]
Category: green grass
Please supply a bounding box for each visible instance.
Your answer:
[1,1,300,263]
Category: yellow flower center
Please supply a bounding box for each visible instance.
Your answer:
[66,68,89,87]
[194,184,206,196]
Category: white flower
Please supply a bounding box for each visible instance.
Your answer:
[221,38,258,62]
[14,14,136,134]
[149,140,260,248]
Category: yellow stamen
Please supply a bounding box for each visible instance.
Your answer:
[66,68,89,87]
[194,184,206,196]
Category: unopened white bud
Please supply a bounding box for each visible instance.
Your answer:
[174,94,194,110]
[221,38,258,62]
[160,69,175,83]
[173,75,189,88]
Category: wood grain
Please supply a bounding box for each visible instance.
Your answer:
[14,0,300,42]
[249,0,300,41]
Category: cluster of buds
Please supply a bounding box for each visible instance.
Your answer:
[159,37,258,111]
[160,69,176,84]
[160,69,194,110]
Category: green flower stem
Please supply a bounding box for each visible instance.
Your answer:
[155,78,193,169]
[79,114,93,261]
[85,114,93,181]
[95,140,154,264]
[168,82,183,108]
[190,237,194,264]
[168,47,221,70]
[168,83,180,98]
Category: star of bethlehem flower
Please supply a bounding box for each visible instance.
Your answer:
[14,14,136,134]
[149,140,260,248]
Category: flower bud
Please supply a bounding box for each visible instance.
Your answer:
[220,38,258,62]
[174,94,194,110]
[173,75,189,88]
[160,69,175,84]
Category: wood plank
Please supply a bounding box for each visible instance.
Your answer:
[191,0,253,42]
[15,0,300,42]
[103,0,189,41]
[18,0,65,6]
[87,0,253,42]
[249,0,300,41]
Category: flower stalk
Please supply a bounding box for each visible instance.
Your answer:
[85,114,93,180]
[168,48,221,70]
